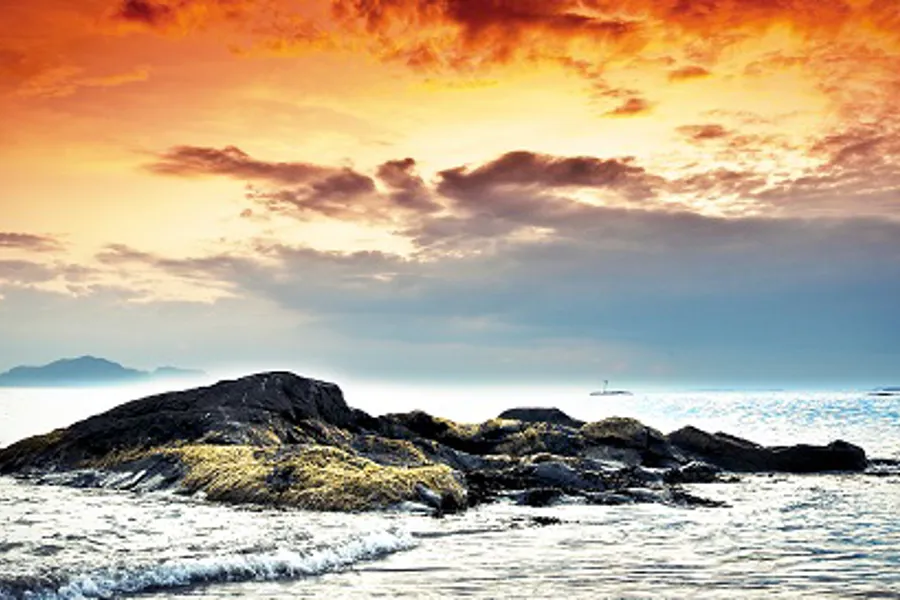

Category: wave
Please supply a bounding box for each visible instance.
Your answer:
[0,528,416,600]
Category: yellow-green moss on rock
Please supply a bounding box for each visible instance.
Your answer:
[153,444,465,511]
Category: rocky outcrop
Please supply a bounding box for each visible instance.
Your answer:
[0,372,870,514]
[667,426,868,473]
[582,417,683,467]
[497,407,584,428]
[0,372,356,473]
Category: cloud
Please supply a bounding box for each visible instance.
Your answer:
[147,145,338,185]
[606,97,652,117]
[0,260,56,284]
[0,233,63,253]
[247,170,379,220]
[329,0,641,70]
[148,141,900,235]
[15,66,151,98]
[668,65,711,81]
[376,158,443,214]
[677,124,730,141]
[115,0,177,28]
[82,205,900,384]
[437,151,656,197]
[110,0,254,32]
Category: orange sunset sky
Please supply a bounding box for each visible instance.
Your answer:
[1,1,899,386]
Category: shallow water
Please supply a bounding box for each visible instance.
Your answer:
[2,473,899,599]
[1,387,899,598]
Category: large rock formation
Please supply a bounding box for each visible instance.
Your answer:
[0,373,870,514]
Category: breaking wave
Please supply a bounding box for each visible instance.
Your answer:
[0,528,416,600]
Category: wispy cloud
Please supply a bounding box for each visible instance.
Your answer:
[0,233,63,253]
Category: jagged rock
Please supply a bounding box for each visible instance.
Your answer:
[497,407,585,428]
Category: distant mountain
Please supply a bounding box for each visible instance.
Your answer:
[0,356,206,387]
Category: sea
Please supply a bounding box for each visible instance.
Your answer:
[1,384,899,599]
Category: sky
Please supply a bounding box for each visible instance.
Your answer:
[1,0,899,389]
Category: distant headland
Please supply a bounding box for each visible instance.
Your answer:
[0,356,205,388]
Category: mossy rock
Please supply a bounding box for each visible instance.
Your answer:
[147,443,466,511]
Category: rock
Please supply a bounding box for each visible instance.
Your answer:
[0,370,873,515]
[497,407,585,428]
[667,426,772,471]
[531,515,563,526]
[414,482,464,516]
[582,417,683,467]
[664,461,721,484]
[493,422,586,457]
[668,426,868,473]
[0,372,357,473]
[769,440,868,472]
[380,411,490,455]
[516,487,564,507]
[668,488,729,508]
[584,491,635,505]
[531,461,598,490]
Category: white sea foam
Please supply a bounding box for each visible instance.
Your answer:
[22,529,416,600]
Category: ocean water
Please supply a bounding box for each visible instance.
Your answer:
[1,386,899,599]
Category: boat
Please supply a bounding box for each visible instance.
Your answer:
[868,387,900,397]
[589,380,633,397]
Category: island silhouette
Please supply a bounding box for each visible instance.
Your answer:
[0,356,205,387]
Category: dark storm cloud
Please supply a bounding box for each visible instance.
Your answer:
[0,232,63,252]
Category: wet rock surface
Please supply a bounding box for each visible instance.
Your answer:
[668,426,868,473]
[0,372,871,514]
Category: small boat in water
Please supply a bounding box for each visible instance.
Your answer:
[590,380,633,397]
[868,387,900,397]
